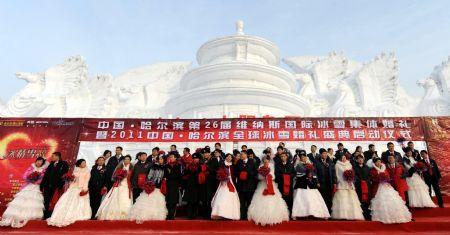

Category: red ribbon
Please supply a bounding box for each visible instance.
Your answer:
[263,174,275,196]
[360,180,369,202]
[198,164,208,185]
[100,186,107,196]
[227,180,235,192]
[332,184,337,196]
[160,179,167,195]
[239,171,248,181]
[137,173,147,188]
[282,174,291,196]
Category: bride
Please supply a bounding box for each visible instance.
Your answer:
[96,155,134,220]
[0,157,48,228]
[331,155,364,220]
[291,152,330,219]
[47,159,92,227]
[402,147,436,208]
[247,156,289,226]
[211,153,240,220]
[370,158,411,223]
[129,156,167,222]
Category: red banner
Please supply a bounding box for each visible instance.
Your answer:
[79,117,424,142]
[0,118,81,213]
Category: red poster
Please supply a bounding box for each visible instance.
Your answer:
[0,118,81,214]
[80,117,424,142]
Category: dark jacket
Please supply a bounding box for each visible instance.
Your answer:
[235,158,257,192]
[381,150,402,164]
[88,165,107,192]
[293,162,318,189]
[131,161,151,189]
[40,160,69,190]
[315,157,337,191]
[275,161,295,196]
[421,158,441,183]
[353,163,371,201]
[164,163,181,205]
[105,156,120,189]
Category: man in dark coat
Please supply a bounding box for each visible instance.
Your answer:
[183,153,201,219]
[201,149,220,219]
[363,144,378,163]
[315,148,337,212]
[402,141,421,161]
[381,142,402,163]
[104,147,122,191]
[353,155,371,220]
[88,156,107,219]
[420,150,444,208]
[334,143,349,160]
[235,150,257,220]
[164,153,181,220]
[307,145,320,164]
[275,152,295,214]
[131,152,151,203]
[40,152,69,219]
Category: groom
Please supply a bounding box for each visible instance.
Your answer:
[40,152,69,219]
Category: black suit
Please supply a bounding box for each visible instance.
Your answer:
[353,163,371,220]
[131,161,151,202]
[363,150,378,163]
[40,160,69,218]
[235,158,257,220]
[201,157,220,219]
[315,158,337,211]
[421,158,443,207]
[275,161,295,213]
[164,163,181,220]
[381,150,402,164]
[88,165,107,219]
[307,152,319,165]
[105,156,119,190]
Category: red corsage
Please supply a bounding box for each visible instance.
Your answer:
[142,181,156,195]
[258,166,270,177]
[26,171,41,183]
[343,169,355,183]
[414,161,427,173]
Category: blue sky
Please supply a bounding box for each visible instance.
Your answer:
[1,0,450,102]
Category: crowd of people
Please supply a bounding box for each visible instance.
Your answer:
[0,141,444,228]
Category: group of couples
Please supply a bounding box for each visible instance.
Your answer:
[0,142,443,228]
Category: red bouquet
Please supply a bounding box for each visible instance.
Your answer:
[113,169,128,182]
[343,169,355,183]
[142,181,156,195]
[216,167,229,182]
[62,173,75,182]
[414,161,427,173]
[258,166,270,177]
[378,172,390,183]
[305,163,314,171]
[26,171,41,183]
[79,190,89,196]
[100,186,107,196]
[187,162,199,172]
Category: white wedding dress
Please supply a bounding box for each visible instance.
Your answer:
[96,164,133,220]
[404,157,437,208]
[211,163,240,220]
[0,163,47,228]
[247,162,289,226]
[129,189,167,222]
[371,164,412,224]
[291,162,330,219]
[47,167,92,227]
[331,160,364,220]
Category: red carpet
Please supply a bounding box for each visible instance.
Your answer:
[1,198,449,234]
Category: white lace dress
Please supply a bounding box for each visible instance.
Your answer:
[211,163,240,220]
[247,162,290,226]
[0,163,47,228]
[47,167,92,227]
[96,164,133,220]
[404,157,437,208]
[370,164,412,224]
[331,160,364,220]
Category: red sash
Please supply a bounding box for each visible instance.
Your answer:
[262,174,275,196]
[282,174,291,196]
[227,181,235,192]
[360,180,369,202]
[160,179,167,195]
[239,171,248,181]
[137,173,147,188]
